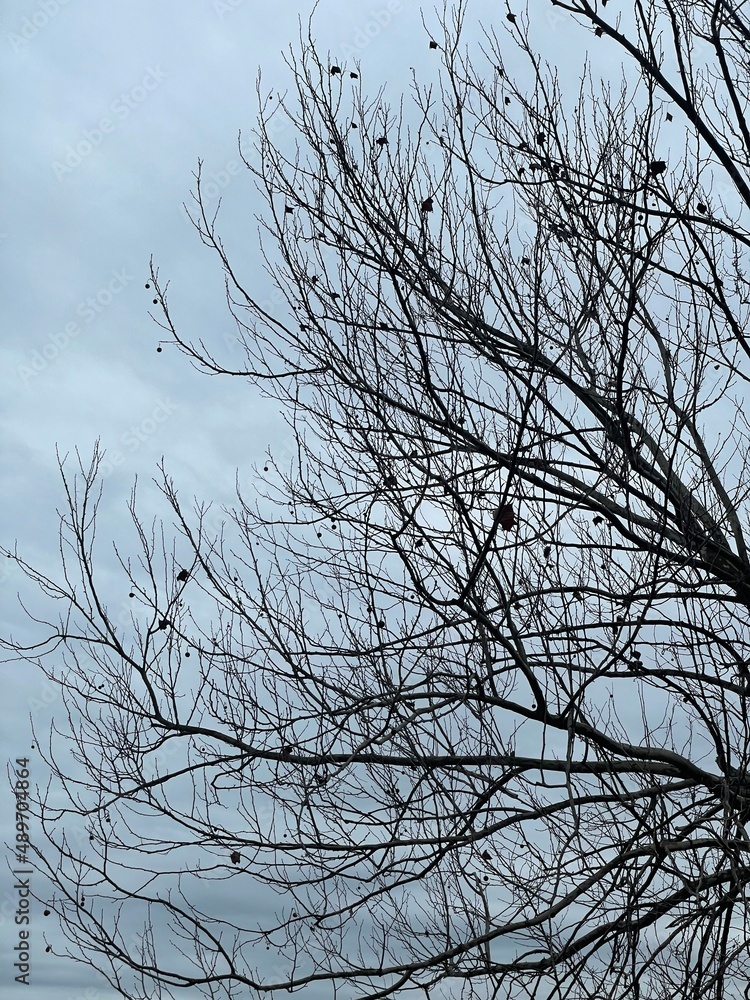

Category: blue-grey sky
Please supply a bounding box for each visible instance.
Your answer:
[0,2,626,997]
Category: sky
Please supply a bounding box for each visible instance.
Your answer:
[0,2,632,997]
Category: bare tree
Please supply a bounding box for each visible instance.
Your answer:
[5,2,750,997]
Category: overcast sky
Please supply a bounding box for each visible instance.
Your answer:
[0,2,631,997]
